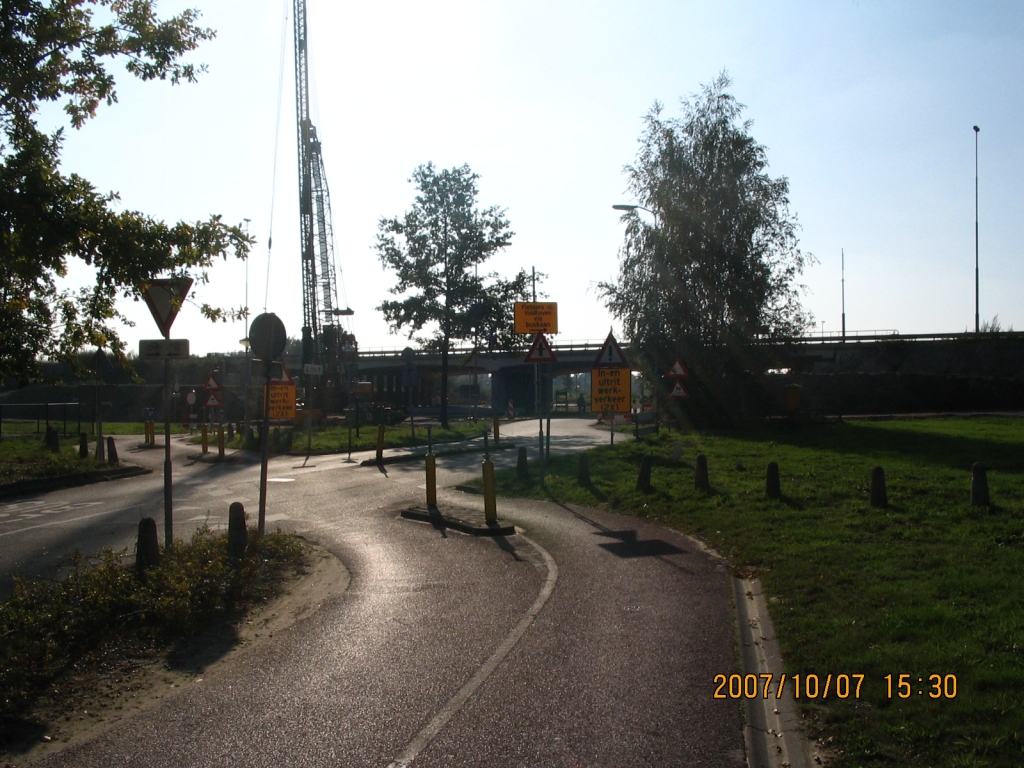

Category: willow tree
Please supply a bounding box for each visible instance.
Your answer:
[600,72,814,422]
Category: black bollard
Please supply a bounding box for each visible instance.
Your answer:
[106,436,118,464]
[636,455,653,492]
[766,461,781,500]
[870,466,888,508]
[695,453,710,491]
[577,453,590,485]
[227,502,248,561]
[971,462,990,507]
[135,517,161,579]
[79,432,88,459]
[45,425,60,453]
[517,446,529,479]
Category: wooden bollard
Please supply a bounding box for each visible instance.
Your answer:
[577,453,590,485]
[376,424,386,463]
[217,425,226,458]
[135,517,161,579]
[482,459,497,524]
[201,424,209,454]
[971,462,990,506]
[425,453,437,507]
[636,455,653,492]
[695,453,710,491]
[517,446,528,479]
[492,415,500,444]
[766,461,781,499]
[94,432,105,462]
[870,466,887,508]
[227,502,248,561]
[106,436,118,464]
[45,425,60,453]
[79,432,88,459]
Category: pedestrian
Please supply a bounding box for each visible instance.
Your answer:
[577,393,586,414]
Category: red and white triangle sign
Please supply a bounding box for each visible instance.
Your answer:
[666,358,690,378]
[669,381,689,399]
[204,374,220,391]
[524,332,557,363]
[142,278,193,339]
[204,391,222,408]
[593,331,627,367]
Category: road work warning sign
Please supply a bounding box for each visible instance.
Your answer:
[263,383,296,419]
[591,367,631,413]
[514,302,558,334]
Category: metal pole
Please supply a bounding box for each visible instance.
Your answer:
[974,125,980,334]
[163,357,173,550]
[258,362,273,537]
[841,248,846,340]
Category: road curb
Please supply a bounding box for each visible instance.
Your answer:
[0,464,152,501]
[734,576,816,768]
[400,505,516,536]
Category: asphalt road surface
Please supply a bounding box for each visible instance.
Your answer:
[5,419,746,767]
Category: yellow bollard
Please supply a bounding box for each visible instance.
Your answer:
[426,453,437,507]
[492,415,500,444]
[217,425,225,458]
[482,459,497,524]
[201,423,209,454]
[376,424,386,463]
[148,420,155,444]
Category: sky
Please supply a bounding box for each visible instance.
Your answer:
[48,0,1024,358]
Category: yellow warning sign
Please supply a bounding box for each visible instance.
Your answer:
[514,302,558,334]
[591,367,631,414]
[263,383,297,419]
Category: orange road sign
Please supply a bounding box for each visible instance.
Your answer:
[514,302,558,334]
[591,367,631,413]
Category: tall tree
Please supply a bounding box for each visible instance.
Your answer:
[0,0,251,383]
[375,163,530,428]
[600,72,814,423]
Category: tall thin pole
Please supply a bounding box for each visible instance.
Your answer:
[973,125,980,333]
[841,248,846,340]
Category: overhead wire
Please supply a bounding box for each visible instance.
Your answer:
[264,0,291,313]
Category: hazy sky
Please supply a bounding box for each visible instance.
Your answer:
[49,0,1024,357]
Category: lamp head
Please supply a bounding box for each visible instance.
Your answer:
[973,125,980,133]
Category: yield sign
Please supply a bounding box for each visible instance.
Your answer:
[204,391,223,408]
[666,358,690,378]
[669,381,690,399]
[142,278,192,339]
[203,374,221,391]
[524,332,557,363]
[593,331,628,368]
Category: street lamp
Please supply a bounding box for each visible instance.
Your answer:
[613,203,657,218]
[973,125,980,334]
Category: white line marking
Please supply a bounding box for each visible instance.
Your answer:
[0,506,142,537]
[386,533,558,768]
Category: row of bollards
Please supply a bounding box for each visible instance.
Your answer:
[625,450,996,508]
[74,432,118,464]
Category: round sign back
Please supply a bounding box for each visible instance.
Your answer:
[248,313,287,361]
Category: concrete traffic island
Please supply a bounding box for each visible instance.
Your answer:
[400,505,516,537]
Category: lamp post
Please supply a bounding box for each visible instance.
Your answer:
[973,125,980,334]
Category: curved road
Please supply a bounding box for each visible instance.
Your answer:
[9,420,746,766]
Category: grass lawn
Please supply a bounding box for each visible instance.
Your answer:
[227,418,494,454]
[0,436,108,485]
[481,417,1024,768]
[0,421,192,437]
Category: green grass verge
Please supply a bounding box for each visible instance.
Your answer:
[481,418,1024,768]
[0,436,108,485]
[1,422,191,437]
[227,419,493,454]
[0,528,306,734]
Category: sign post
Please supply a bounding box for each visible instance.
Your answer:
[142,278,192,551]
[591,332,631,444]
[249,312,287,537]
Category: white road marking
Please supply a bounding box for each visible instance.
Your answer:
[0,506,142,537]
[386,533,558,768]
[268,478,295,483]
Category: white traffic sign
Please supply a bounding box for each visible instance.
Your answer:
[204,391,223,408]
[593,332,628,368]
[666,358,690,378]
[139,339,189,359]
[185,390,197,406]
[203,374,221,391]
[303,364,324,376]
[524,332,557,363]
[142,278,193,339]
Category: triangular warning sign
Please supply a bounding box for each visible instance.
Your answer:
[142,278,193,339]
[204,391,222,408]
[593,332,627,368]
[203,374,220,391]
[524,332,557,363]
[669,381,689,399]
[271,363,295,384]
[666,358,690,378]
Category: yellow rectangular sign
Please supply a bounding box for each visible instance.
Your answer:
[514,302,558,334]
[263,383,297,419]
[591,367,631,413]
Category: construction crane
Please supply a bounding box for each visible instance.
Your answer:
[293,0,355,409]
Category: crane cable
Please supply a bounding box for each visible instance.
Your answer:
[264,0,291,313]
